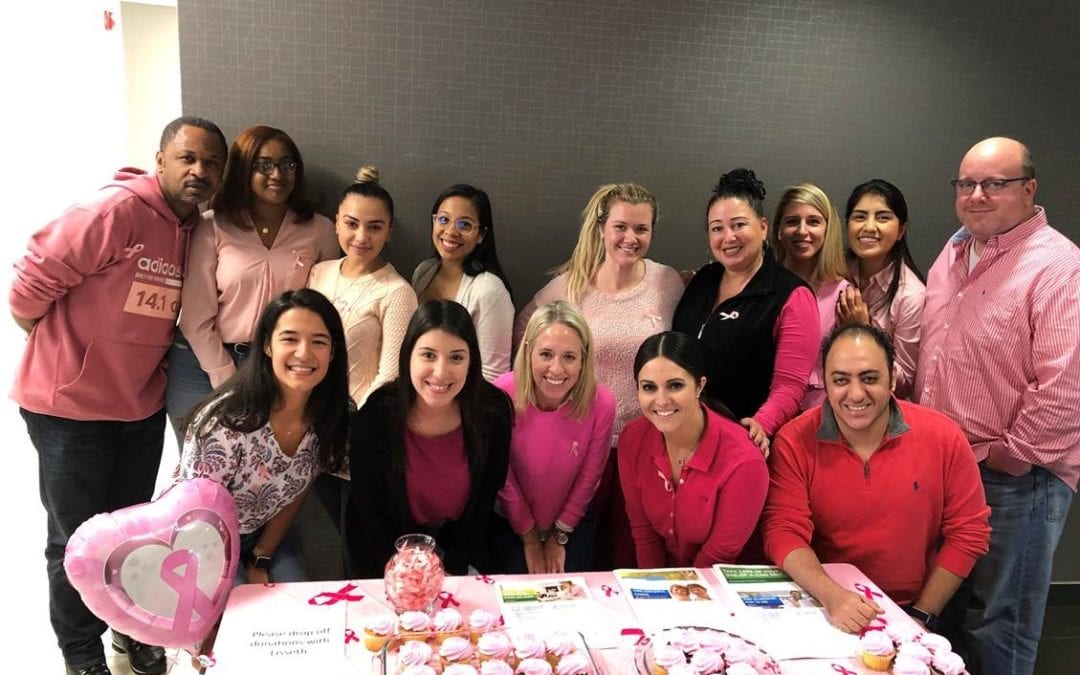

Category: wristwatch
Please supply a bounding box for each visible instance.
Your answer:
[247,552,272,571]
[553,524,572,546]
[904,605,940,632]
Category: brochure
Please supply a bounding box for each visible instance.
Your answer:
[493,575,616,648]
[612,567,737,633]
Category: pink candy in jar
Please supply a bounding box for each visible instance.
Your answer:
[384,533,446,614]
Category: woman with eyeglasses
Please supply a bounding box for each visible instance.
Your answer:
[166,125,339,442]
[412,184,514,382]
[836,179,925,398]
[771,182,850,409]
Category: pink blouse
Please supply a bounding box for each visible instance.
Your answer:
[802,278,850,410]
[858,263,925,399]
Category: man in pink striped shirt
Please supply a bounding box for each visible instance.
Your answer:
[917,137,1080,675]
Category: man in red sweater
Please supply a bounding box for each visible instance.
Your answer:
[762,324,990,634]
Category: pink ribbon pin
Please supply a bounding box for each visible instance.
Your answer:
[159,549,217,631]
[308,583,365,606]
[437,590,460,608]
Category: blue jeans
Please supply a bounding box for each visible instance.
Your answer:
[22,408,165,669]
[165,332,245,446]
[951,466,1072,675]
[486,511,596,574]
[236,525,308,585]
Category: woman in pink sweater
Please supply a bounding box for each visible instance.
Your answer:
[490,301,616,573]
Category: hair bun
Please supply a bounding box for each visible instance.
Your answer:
[715,168,766,201]
[354,165,380,184]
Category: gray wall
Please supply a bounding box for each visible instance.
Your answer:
[179,0,1080,580]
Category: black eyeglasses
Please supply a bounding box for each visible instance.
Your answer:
[252,159,298,176]
[950,177,1029,195]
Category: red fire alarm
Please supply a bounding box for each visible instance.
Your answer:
[104,10,116,31]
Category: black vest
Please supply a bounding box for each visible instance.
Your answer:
[672,256,809,420]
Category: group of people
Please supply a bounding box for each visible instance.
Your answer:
[11,114,1077,675]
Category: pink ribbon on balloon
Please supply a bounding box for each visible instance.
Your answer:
[853,582,883,600]
[437,590,460,608]
[159,549,217,631]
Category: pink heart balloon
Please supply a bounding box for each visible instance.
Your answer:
[64,478,239,652]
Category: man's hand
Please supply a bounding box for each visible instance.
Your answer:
[822,588,884,633]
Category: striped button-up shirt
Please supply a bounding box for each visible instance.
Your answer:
[916,207,1080,489]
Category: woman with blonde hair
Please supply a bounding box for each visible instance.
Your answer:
[490,300,616,573]
[517,183,684,568]
[771,182,849,409]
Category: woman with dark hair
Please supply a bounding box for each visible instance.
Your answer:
[345,300,513,577]
[412,185,515,381]
[837,179,926,398]
[618,331,768,567]
[673,169,819,452]
[175,288,350,584]
[167,125,339,441]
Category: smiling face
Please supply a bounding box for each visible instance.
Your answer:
[707,196,768,273]
[601,200,654,268]
[955,138,1037,242]
[265,307,333,397]
[847,193,904,269]
[636,356,704,435]
[778,202,827,263]
[336,193,390,270]
[409,329,470,410]
[249,138,296,208]
[529,322,584,411]
[432,195,483,263]
[825,333,894,444]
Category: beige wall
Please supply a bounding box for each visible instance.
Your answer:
[121,1,181,170]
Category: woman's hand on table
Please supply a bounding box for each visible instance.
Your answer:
[245,563,270,585]
[740,417,770,459]
[522,531,547,574]
[823,588,883,633]
[543,537,566,574]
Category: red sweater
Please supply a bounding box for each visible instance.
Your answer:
[762,400,991,605]
[618,406,769,568]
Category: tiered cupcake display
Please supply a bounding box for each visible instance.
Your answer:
[859,628,968,674]
[365,608,597,674]
[641,627,780,674]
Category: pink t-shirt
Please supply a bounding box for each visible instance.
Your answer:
[405,426,471,526]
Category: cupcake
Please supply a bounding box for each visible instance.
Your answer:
[401,666,437,675]
[696,630,732,654]
[516,657,554,675]
[689,648,724,674]
[668,629,700,657]
[362,613,396,651]
[440,636,476,667]
[398,640,434,668]
[469,609,499,642]
[513,633,547,663]
[664,665,697,675]
[444,665,480,675]
[478,632,514,664]
[554,651,592,675]
[544,631,576,666]
[886,622,921,646]
[892,654,931,674]
[898,641,933,665]
[399,611,433,641]
[918,632,952,655]
[859,630,896,671]
[725,665,758,675]
[480,660,516,675]
[722,639,755,666]
[652,644,686,675]
[434,608,464,643]
[932,650,967,675]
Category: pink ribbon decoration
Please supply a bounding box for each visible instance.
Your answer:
[474,574,495,585]
[159,549,217,632]
[600,584,618,597]
[437,590,460,608]
[344,629,359,644]
[620,628,649,646]
[853,582,883,600]
[858,617,889,638]
[831,664,857,675]
[308,583,365,606]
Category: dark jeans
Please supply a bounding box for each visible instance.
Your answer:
[22,407,165,669]
[165,331,246,447]
[486,511,596,574]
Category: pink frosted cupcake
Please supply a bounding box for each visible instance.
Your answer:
[399,611,433,641]
[859,631,896,671]
[665,665,697,675]
[514,633,547,663]
[892,654,931,674]
[480,660,515,675]
[918,632,952,655]
[401,666,437,675]
[469,609,499,642]
[725,665,757,675]
[516,657,554,675]
[689,648,724,674]
[439,636,476,667]
[554,651,592,675]
[398,640,434,668]
[478,632,514,664]
[723,639,755,666]
[362,613,396,651]
[696,631,732,654]
[434,608,464,643]
[668,629,700,656]
[932,651,967,675]
[544,631,576,666]
[444,665,480,675]
[652,643,686,675]
[898,641,933,665]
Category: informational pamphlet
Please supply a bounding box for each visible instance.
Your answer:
[493,575,616,648]
[612,568,737,633]
[712,564,859,660]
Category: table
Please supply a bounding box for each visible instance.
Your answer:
[210,564,923,674]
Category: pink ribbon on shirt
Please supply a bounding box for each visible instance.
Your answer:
[159,549,217,632]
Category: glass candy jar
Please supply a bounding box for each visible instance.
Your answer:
[383,533,445,614]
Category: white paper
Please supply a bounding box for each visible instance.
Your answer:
[612,568,737,633]
[493,575,616,648]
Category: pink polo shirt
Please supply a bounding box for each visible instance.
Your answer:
[618,406,769,567]
[916,207,1080,489]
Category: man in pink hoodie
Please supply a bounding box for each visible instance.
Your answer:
[10,116,226,675]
